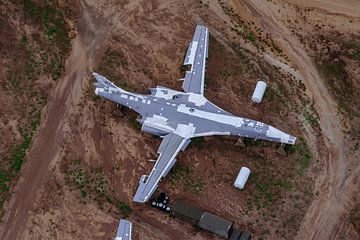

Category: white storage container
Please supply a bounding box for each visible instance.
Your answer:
[251,81,267,103]
[234,167,251,189]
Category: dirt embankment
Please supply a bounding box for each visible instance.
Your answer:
[0,0,114,239]
[230,0,360,239]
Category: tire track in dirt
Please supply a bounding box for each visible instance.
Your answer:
[231,0,359,239]
[0,1,114,239]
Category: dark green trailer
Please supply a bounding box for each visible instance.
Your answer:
[170,200,204,226]
[239,231,251,240]
[229,229,242,240]
[198,212,233,239]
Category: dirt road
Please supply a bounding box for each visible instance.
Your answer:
[0,1,114,239]
[232,0,359,239]
[1,0,359,239]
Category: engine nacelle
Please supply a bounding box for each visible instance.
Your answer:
[141,124,168,136]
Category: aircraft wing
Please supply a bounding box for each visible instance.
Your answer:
[182,25,209,95]
[133,133,189,203]
[115,219,132,240]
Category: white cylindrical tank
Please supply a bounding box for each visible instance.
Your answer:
[251,81,267,103]
[234,167,251,189]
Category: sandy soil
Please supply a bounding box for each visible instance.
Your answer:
[231,1,360,239]
[0,1,113,239]
[1,0,359,239]
[231,1,345,239]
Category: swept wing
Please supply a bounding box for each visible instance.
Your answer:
[182,25,209,95]
[133,133,188,203]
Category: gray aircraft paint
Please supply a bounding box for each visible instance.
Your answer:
[94,25,296,203]
[115,219,132,240]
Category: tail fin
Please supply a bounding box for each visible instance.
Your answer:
[93,72,120,90]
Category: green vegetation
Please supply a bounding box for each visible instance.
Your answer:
[92,95,101,101]
[10,133,32,172]
[115,200,133,217]
[264,86,280,102]
[281,180,293,192]
[246,32,256,42]
[23,0,71,81]
[10,110,42,172]
[169,164,204,194]
[129,117,142,130]
[246,174,281,214]
[317,59,359,117]
[188,137,204,149]
[288,139,312,175]
[354,50,360,61]
[322,61,347,81]
[0,0,73,215]
[0,113,42,210]
[302,104,318,128]
[68,160,132,217]
[350,205,360,235]
[0,172,10,193]
[97,50,133,90]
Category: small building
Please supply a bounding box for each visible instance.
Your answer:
[198,212,233,239]
[171,200,204,226]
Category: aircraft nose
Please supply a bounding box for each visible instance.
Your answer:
[288,135,297,145]
[266,126,296,145]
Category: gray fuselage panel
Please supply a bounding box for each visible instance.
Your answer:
[96,89,294,144]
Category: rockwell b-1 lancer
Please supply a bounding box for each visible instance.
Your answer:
[94,25,296,203]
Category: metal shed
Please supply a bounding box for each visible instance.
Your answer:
[198,212,233,239]
[170,200,204,225]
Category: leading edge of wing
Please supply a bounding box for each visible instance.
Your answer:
[182,25,209,95]
[133,133,188,203]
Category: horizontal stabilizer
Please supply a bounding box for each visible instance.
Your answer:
[93,72,119,90]
[115,219,132,240]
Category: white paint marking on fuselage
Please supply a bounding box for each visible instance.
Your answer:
[177,104,244,128]
[188,41,198,66]
[193,131,231,137]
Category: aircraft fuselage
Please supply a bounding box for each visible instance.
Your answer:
[95,86,296,144]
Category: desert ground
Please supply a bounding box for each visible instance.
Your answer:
[0,0,359,239]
